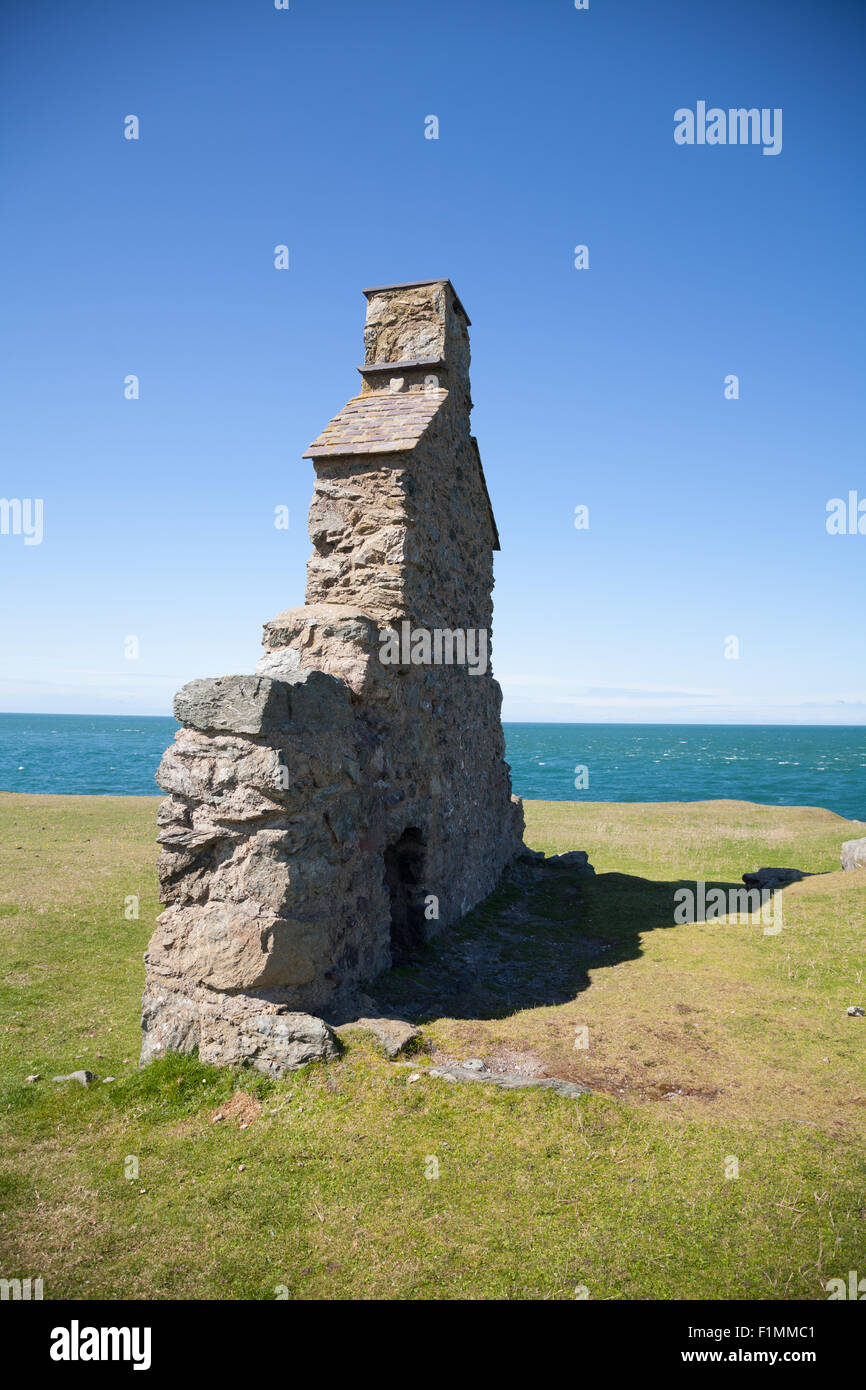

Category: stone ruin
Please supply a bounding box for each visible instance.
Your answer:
[140,279,526,1073]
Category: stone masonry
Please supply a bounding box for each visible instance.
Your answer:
[140,280,526,1074]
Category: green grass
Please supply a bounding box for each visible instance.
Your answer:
[1,791,865,1300]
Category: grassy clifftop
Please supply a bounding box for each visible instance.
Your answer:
[0,792,864,1300]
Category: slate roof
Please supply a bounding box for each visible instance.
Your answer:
[302,388,500,550]
[303,388,448,459]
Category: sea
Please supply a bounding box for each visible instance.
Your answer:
[0,715,864,821]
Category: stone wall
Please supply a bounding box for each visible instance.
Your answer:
[140,280,524,1073]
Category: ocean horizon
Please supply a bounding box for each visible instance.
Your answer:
[0,714,863,821]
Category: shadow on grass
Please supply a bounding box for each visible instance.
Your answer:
[364,861,755,1024]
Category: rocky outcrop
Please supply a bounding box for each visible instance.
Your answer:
[336,1017,423,1058]
[547,850,595,876]
[140,281,525,1073]
[841,838,866,871]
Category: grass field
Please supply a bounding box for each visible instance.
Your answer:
[0,791,864,1300]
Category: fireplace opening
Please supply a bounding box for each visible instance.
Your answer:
[383,827,426,963]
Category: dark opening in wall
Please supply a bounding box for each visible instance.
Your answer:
[384,827,426,963]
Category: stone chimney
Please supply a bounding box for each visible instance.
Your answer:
[140,281,523,1076]
[301,279,496,628]
[359,279,472,414]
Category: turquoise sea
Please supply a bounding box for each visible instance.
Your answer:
[0,715,864,821]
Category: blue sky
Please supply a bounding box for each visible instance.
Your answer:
[1,0,864,722]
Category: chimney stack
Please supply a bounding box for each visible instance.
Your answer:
[139,280,522,1079]
[359,279,471,411]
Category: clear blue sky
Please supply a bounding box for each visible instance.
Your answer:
[1,0,863,722]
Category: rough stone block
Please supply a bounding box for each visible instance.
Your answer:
[841,838,866,871]
[174,675,291,736]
